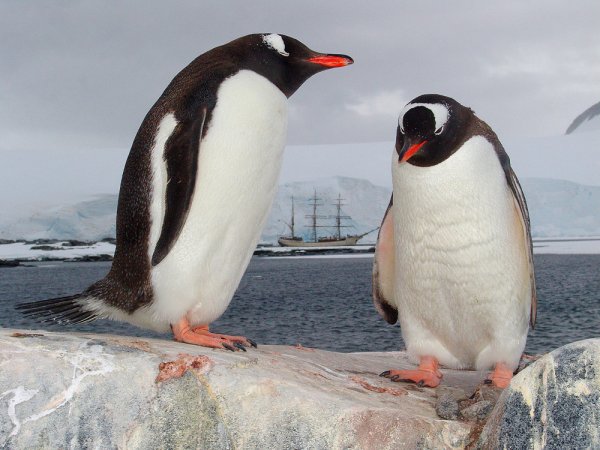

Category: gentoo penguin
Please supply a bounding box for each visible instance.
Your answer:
[17,34,353,350]
[372,94,536,388]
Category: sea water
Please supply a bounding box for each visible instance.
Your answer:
[1,255,598,354]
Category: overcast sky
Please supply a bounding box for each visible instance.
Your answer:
[2,0,600,154]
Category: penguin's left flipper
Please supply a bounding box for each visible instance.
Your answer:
[372,195,398,324]
[501,156,537,328]
[151,108,208,266]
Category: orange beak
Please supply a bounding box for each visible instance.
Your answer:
[400,140,427,163]
[307,54,354,68]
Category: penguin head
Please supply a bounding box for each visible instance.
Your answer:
[232,34,353,97]
[395,94,473,167]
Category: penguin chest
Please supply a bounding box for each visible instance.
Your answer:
[391,136,530,363]
[150,70,288,325]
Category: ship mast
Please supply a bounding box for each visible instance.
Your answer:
[290,196,295,238]
[332,194,351,240]
[282,196,297,238]
[305,190,326,243]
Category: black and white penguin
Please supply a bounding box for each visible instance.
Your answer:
[18,34,353,350]
[373,94,536,387]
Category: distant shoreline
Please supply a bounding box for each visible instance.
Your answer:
[1,236,600,266]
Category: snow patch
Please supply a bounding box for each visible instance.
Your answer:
[262,34,289,56]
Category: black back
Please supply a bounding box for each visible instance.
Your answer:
[89,34,351,312]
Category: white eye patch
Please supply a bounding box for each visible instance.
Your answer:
[262,34,289,57]
[398,102,449,133]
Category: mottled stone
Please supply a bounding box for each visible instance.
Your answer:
[460,400,493,422]
[479,339,600,449]
[436,393,460,420]
[0,328,485,449]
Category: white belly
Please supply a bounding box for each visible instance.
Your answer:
[148,70,288,328]
[392,136,530,370]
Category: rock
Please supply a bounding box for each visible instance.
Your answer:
[29,245,65,251]
[64,254,113,262]
[61,240,93,247]
[0,260,20,268]
[24,239,60,245]
[0,328,489,449]
[460,400,493,422]
[469,385,503,405]
[478,339,600,449]
[436,393,460,420]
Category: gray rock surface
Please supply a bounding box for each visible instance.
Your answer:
[460,400,493,423]
[436,393,460,420]
[0,328,487,449]
[4,329,598,449]
[478,338,600,449]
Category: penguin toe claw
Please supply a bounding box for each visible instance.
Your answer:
[379,370,391,378]
[247,338,258,348]
[222,343,236,352]
[234,342,247,352]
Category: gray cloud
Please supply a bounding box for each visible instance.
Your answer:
[1,0,599,151]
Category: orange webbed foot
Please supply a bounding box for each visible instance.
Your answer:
[171,318,257,351]
[485,362,514,388]
[380,356,442,388]
[190,325,257,350]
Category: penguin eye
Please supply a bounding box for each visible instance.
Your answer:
[434,125,444,135]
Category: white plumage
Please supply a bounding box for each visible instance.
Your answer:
[391,135,531,371]
[151,70,287,329]
[99,70,287,332]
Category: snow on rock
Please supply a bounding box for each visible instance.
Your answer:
[0,241,115,261]
[478,339,600,449]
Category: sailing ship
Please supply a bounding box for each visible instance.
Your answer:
[277,191,378,247]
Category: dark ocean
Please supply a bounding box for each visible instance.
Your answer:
[1,255,599,354]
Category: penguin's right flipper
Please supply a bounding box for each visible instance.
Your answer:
[15,295,97,324]
[372,195,398,324]
[151,108,207,266]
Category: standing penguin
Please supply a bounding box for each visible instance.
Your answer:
[18,34,353,350]
[373,94,536,387]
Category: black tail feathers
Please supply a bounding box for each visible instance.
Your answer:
[15,295,97,325]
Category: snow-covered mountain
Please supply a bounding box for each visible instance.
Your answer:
[521,178,600,237]
[0,194,117,241]
[565,101,600,134]
[1,176,600,242]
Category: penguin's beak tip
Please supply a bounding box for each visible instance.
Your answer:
[307,54,353,68]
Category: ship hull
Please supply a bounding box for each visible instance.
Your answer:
[278,235,362,247]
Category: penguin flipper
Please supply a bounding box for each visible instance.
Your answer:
[152,108,207,266]
[505,166,537,328]
[15,294,98,325]
[372,195,398,324]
